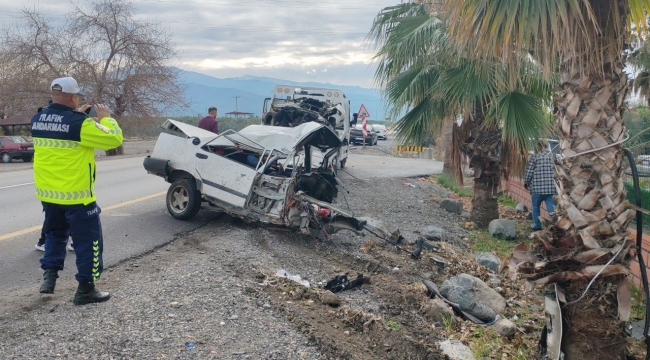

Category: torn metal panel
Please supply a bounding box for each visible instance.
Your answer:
[541,286,564,360]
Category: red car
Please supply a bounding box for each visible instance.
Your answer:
[0,136,34,163]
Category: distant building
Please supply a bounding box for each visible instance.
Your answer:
[0,111,34,135]
[225,111,255,118]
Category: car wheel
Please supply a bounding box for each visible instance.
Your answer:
[1,153,12,163]
[23,156,33,163]
[340,159,346,169]
[166,179,201,220]
[374,138,378,145]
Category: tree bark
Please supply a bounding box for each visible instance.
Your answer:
[468,124,501,228]
[460,102,501,228]
[535,58,632,360]
[441,116,455,180]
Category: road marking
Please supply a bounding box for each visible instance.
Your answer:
[0,191,166,242]
[0,182,35,190]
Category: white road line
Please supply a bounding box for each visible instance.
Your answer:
[0,182,34,190]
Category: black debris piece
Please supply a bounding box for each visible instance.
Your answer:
[324,274,369,293]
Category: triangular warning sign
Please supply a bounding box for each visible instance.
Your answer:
[357,104,370,118]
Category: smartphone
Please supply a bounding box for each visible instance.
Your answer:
[84,107,98,117]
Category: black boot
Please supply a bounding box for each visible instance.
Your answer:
[39,269,58,294]
[73,282,110,306]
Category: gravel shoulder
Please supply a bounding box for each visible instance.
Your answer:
[0,174,472,359]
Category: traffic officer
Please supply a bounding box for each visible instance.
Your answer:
[31,77,123,305]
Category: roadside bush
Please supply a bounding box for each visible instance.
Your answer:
[625,182,650,225]
[120,116,261,138]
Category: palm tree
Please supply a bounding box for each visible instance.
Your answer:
[368,3,551,227]
[442,1,650,358]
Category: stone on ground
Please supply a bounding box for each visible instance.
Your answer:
[319,291,342,307]
[422,298,455,325]
[488,219,517,240]
[439,273,506,322]
[438,340,475,360]
[440,199,463,214]
[515,203,527,212]
[493,318,516,337]
[421,225,445,241]
[474,252,501,273]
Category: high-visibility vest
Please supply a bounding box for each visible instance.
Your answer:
[31,103,124,205]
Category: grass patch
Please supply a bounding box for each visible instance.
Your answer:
[631,282,646,320]
[436,174,473,198]
[385,320,401,330]
[468,229,529,257]
[468,326,529,360]
[498,195,518,207]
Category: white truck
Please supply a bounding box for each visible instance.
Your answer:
[262,85,352,169]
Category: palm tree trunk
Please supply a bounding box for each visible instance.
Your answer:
[461,104,501,228]
[541,60,632,359]
[441,116,457,181]
[468,124,501,228]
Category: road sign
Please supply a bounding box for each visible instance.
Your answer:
[358,104,370,119]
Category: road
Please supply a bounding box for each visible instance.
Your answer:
[0,139,441,293]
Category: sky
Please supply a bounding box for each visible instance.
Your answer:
[0,0,400,88]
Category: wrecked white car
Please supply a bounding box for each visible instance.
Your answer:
[143,120,393,238]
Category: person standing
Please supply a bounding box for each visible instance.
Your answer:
[34,102,74,252]
[524,139,557,231]
[32,77,123,305]
[198,106,219,134]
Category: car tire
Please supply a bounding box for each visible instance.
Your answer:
[23,156,33,163]
[373,138,378,145]
[340,158,346,169]
[1,153,12,163]
[166,179,201,220]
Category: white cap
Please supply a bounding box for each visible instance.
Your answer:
[50,77,83,95]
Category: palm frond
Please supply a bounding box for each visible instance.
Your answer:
[393,97,447,145]
[489,91,551,175]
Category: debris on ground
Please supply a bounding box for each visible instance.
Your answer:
[276,269,311,287]
[323,274,369,293]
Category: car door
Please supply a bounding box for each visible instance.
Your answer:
[194,148,257,208]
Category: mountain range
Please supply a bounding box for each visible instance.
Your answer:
[172,69,387,120]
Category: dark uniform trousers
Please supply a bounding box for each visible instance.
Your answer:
[40,201,103,283]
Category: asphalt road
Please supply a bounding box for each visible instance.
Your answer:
[0,139,441,293]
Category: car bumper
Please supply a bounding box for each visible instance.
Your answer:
[7,150,33,159]
[350,136,373,143]
[143,156,170,178]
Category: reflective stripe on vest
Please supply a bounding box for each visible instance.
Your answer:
[36,188,92,201]
[33,138,80,149]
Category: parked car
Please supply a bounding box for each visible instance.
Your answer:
[373,124,388,140]
[0,136,34,163]
[142,120,398,240]
[350,124,378,145]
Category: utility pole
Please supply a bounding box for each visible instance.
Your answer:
[233,95,241,112]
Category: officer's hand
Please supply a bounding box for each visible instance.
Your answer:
[77,104,92,113]
[95,104,111,120]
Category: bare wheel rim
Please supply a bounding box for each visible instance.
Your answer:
[170,186,190,213]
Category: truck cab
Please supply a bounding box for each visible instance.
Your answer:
[262,85,351,169]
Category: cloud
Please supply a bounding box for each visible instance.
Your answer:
[0,0,394,88]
